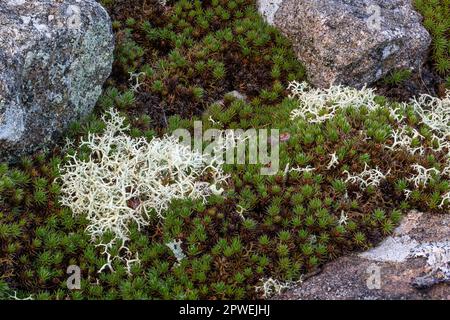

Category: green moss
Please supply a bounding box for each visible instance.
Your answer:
[102,0,305,126]
[414,0,450,86]
[382,68,412,86]
[1,0,449,300]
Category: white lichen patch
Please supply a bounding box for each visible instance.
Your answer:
[96,242,140,274]
[411,241,450,279]
[8,291,33,301]
[288,83,450,212]
[388,104,407,123]
[255,277,302,299]
[385,125,426,155]
[327,152,339,169]
[439,192,450,208]
[166,239,187,263]
[60,109,228,271]
[343,163,390,190]
[338,210,349,226]
[289,165,315,174]
[128,71,145,93]
[359,209,449,284]
[289,81,379,123]
[257,0,284,25]
[386,95,450,156]
[410,90,450,137]
[407,164,440,188]
[360,235,419,263]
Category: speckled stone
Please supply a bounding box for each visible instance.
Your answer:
[258,0,431,88]
[0,0,114,162]
[274,211,450,300]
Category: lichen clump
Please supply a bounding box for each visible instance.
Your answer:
[1,0,449,300]
[59,109,227,269]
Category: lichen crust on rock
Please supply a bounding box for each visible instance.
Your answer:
[0,0,114,161]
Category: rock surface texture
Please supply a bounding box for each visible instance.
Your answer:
[275,211,450,300]
[258,0,432,88]
[0,0,114,161]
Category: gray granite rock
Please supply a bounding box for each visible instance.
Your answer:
[274,211,450,300]
[0,0,114,162]
[258,0,431,88]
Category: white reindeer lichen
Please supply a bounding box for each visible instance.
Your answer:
[385,126,426,156]
[404,189,412,200]
[288,81,379,123]
[128,71,145,93]
[388,104,407,123]
[60,109,228,272]
[338,210,349,226]
[289,165,315,174]
[288,83,450,210]
[327,152,339,169]
[343,163,390,190]
[255,277,303,299]
[410,90,450,137]
[236,204,247,221]
[386,125,450,156]
[8,291,33,301]
[439,192,450,208]
[407,164,440,188]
